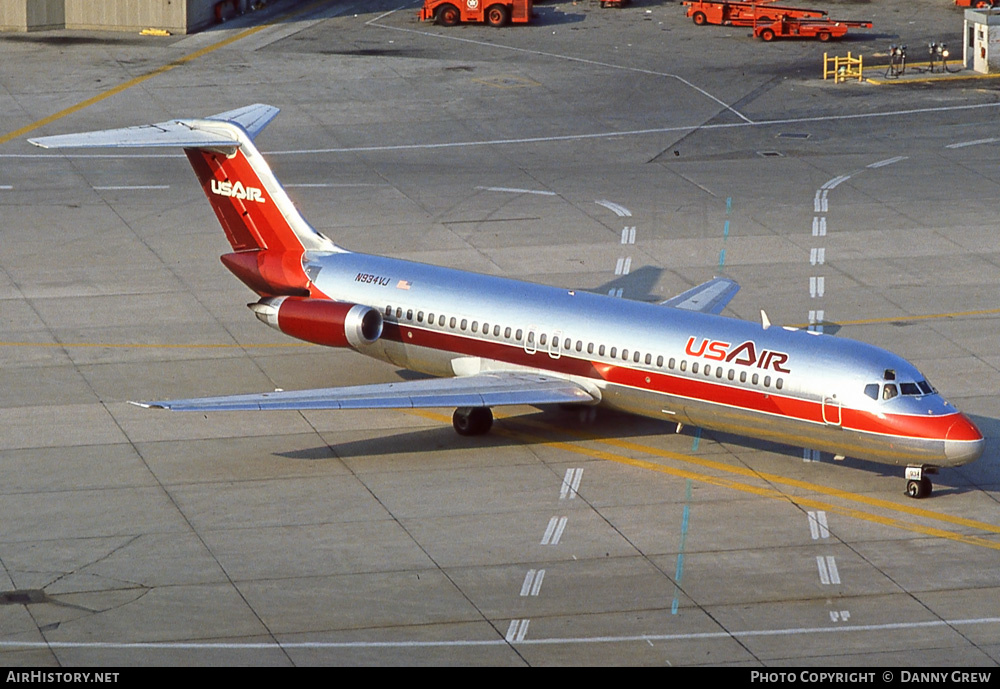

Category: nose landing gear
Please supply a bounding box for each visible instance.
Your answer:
[904,465,937,499]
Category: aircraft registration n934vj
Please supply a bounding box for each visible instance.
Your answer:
[29,104,984,499]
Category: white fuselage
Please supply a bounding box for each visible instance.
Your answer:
[305,250,984,469]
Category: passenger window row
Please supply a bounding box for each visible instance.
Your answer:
[384,304,784,391]
[386,304,523,341]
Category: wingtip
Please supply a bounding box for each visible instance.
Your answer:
[128,400,165,410]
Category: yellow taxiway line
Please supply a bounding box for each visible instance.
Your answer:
[0,0,337,147]
[793,307,1000,330]
[406,409,1000,552]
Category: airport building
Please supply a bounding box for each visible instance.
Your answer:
[0,0,260,33]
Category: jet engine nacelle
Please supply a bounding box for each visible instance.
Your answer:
[249,296,383,349]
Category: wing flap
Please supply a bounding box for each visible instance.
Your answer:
[132,372,597,412]
[661,277,740,315]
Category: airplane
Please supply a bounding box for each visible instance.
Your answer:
[29,104,985,499]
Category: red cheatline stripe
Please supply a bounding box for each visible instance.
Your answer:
[381,322,974,442]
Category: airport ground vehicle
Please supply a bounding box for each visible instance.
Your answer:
[682,0,825,27]
[419,0,532,26]
[754,16,872,41]
[955,0,1000,8]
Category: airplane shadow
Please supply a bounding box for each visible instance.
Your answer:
[703,413,1000,497]
[278,406,651,461]
[527,7,587,27]
[278,424,508,461]
[587,265,665,302]
[587,266,851,337]
[279,406,1000,499]
[272,405,811,463]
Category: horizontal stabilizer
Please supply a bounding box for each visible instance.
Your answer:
[205,104,280,139]
[661,277,740,315]
[28,104,279,151]
[28,104,338,257]
[131,372,598,412]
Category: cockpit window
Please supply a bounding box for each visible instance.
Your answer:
[867,378,935,401]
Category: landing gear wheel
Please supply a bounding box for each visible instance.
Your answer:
[906,477,932,499]
[453,407,493,436]
[436,3,460,26]
[485,4,509,26]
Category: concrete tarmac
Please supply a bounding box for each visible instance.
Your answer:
[1,0,999,666]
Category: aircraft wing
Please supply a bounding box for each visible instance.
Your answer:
[660,277,740,315]
[132,371,598,412]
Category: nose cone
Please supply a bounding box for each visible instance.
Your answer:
[944,414,985,465]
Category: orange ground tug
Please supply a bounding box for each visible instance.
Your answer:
[419,0,532,26]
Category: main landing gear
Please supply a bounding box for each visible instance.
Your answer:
[452,407,493,436]
[904,465,937,499]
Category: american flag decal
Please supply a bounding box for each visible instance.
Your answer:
[396,279,411,290]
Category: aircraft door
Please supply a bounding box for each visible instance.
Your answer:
[548,330,563,359]
[822,396,842,426]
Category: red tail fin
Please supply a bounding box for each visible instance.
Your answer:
[186,148,303,254]
[28,104,341,298]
